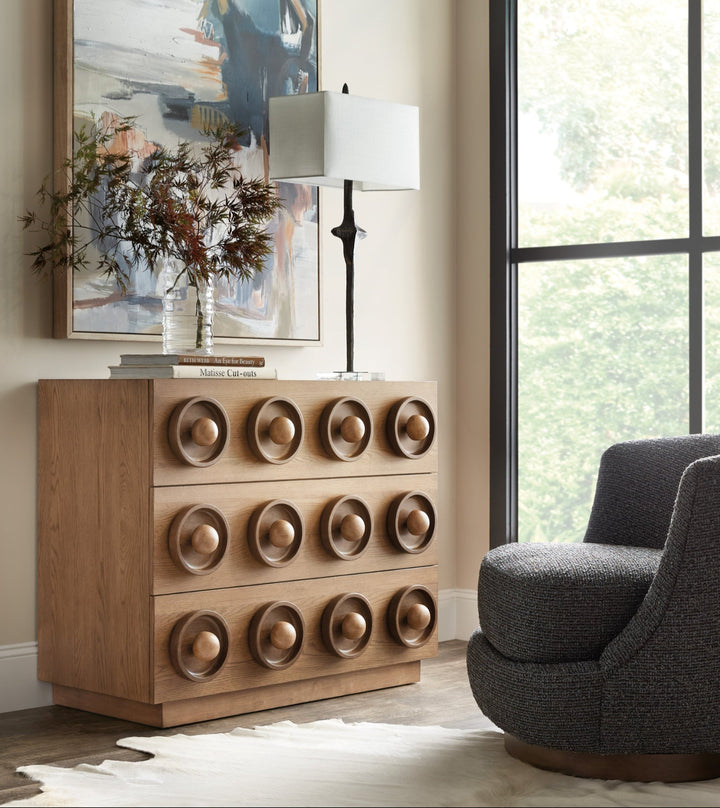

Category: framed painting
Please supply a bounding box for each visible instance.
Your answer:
[52,0,321,346]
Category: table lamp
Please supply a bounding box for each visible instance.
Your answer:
[268,84,420,378]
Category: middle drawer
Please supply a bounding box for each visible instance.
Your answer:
[153,474,438,594]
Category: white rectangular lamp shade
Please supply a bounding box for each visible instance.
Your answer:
[268,91,420,191]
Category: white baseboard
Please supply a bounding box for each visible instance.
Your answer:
[438,587,478,642]
[0,643,52,714]
[0,589,478,714]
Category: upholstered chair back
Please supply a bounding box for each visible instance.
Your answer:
[583,433,720,549]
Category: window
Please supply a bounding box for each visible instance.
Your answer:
[490,0,720,546]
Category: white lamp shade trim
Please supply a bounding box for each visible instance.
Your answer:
[268,91,420,191]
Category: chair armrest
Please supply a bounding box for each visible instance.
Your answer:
[600,454,720,673]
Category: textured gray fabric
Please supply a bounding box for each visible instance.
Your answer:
[478,543,661,662]
[583,433,720,549]
[466,435,720,755]
[466,629,603,752]
[598,455,720,753]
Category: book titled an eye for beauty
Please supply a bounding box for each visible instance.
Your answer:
[119,353,265,367]
[109,353,276,379]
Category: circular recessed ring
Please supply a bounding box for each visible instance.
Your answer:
[247,396,304,464]
[319,495,373,560]
[169,610,230,682]
[386,491,436,554]
[319,397,373,461]
[386,396,436,459]
[168,397,230,467]
[168,503,230,575]
[247,499,304,567]
[248,601,305,670]
[321,592,373,659]
[387,585,437,648]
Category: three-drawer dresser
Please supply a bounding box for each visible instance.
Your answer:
[37,379,438,726]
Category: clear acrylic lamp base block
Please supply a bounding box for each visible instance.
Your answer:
[316,372,386,381]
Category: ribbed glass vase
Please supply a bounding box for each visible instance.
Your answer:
[160,259,215,355]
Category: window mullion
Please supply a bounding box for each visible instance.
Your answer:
[689,0,704,432]
[489,0,518,546]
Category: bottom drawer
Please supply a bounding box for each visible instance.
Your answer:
[152,566,437,703]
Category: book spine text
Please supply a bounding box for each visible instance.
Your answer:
[172,366,277,379]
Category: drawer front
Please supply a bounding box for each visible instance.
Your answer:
[151,379,438,486]
[153,474,438,594]
[152,567,438,702]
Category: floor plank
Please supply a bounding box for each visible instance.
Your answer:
[0,641,486,804]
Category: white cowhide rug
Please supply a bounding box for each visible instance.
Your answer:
[6,718,720,807]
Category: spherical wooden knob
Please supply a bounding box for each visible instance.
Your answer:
[268,519,295,548]
[269,416,295,445]
[191,416,219,447]
[249,602,305,669]
[407,602,432,631]
[406,414,430,441]
[192,630,221,662]
[340,415,366,443]
[341,612,366,641]
[270,620,297,650]
[406,508,431,536]
[340,513,365,542]
[191,524,220,555]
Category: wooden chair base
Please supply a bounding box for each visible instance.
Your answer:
[505,733,720,782]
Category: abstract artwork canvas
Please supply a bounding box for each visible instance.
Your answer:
[54,0,320,345]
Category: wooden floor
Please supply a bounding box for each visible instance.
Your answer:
[0,640,486,805]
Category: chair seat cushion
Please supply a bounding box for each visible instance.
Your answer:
[478,543,662,663]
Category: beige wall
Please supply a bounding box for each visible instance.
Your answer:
[0,0,489,648]
[455,0,491,592]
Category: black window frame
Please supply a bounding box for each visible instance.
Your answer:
[489,0,717,548]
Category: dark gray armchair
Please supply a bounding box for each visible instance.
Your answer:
[466,434,720,781]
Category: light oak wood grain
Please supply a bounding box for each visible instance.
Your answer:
[152,567,438,703]
[51,661,423,728]
[151,380,438,485]
[37,380,153,702]
[152,474,438,594]
[37,379,438,727]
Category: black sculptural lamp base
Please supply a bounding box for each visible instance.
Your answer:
[326,176,384,380]
[323,182,383,380]
[326,82,384,379]
[331,175,360,374]
[324,191,383,380]
[317,82,386,381]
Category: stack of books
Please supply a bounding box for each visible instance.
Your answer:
[108,354,278,379]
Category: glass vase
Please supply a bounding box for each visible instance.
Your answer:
[160,259,215,355]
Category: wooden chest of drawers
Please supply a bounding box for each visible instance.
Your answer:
[37,379,438,727]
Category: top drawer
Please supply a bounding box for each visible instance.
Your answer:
[151,379,438,486]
